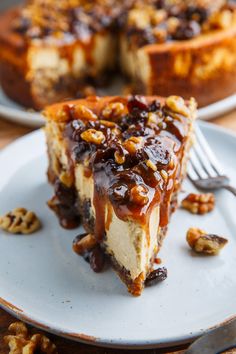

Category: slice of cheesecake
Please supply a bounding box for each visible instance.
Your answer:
[44,95,196,296]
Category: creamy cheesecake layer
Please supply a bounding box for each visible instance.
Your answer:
[75,164,160,281]
[46,121,160,282]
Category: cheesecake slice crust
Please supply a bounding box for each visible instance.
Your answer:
[44,95,196,295]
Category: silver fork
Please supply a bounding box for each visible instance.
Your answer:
[188,125,236,197]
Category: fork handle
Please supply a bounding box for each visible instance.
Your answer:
[224,185,236,197]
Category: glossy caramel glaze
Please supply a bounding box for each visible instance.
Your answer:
[45,95,196,242]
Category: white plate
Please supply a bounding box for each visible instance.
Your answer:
[0,121,236,349]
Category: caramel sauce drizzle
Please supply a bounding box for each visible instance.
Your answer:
[62,96,191,243]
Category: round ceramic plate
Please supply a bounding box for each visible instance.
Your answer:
[0,121,236,349]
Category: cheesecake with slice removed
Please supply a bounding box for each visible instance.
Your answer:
[0,0,121,110]
[44,95,196,296]
[0,0,235,109]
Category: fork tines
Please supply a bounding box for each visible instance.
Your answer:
[188,125,224,182]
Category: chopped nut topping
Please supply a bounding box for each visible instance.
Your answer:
[206,9,234,30]
[123,136,143,154]
[99,120,116,128]
[146,159,157,172]
[55,105,70,122]
[151,9,167,25]
[160,169,168,181]
[59,170,73,188]
[0,208,41,234]
[81,129,105,145]
[114,151,125,165]
[111,127,122,137]
[168,157,175,170]
[147,112,158,126]
[4,322,57,354]
[73,233,97,255]
[165,96,190,117]
[73,104,97,121]
[128,9,151,29]
[182,193,215,214]
[167,17,181,33]
[186,227,228,255]
[153,27,167,42]
[130,185,149,205]
[102,102,125,119]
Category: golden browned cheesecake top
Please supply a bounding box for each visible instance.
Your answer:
[12,0,128,41]
[125,0,236,47]
[44,95,196,238]
[10,0,236,45]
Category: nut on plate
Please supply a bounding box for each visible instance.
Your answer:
[186,227,228,255]
[0,208,41,234]
[181,193,215,214]
[4,322,57,354]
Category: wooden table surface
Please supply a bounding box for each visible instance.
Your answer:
[0,110,236,354]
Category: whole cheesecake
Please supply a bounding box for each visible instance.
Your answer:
[0,0,235,109]
[44,94,196,295]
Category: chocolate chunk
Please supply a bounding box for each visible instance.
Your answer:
[173,20,201,40]
[186,6,208,24]
[145,267,168,287]
[54,180,76,206]
[128,95,150,113]
[73,233,88,247]
[109,184,129,204]
[89,246,105,273]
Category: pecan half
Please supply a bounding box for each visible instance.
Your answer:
[181,193,215,214]
[72,104,97,121]
[165,95,190,117]
[123,136,143,154]
[186,227,228,255]
[4,322,57,354]
[130,185,149,205]
[0,208,41,234]
[102,102,125,119]
[81,129,105,145]
[73,233,97,255]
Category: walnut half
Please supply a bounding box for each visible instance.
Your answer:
[186,227,228,255]
[4,322,57,354]
[181,193,215,214]
[0,208,41,234]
